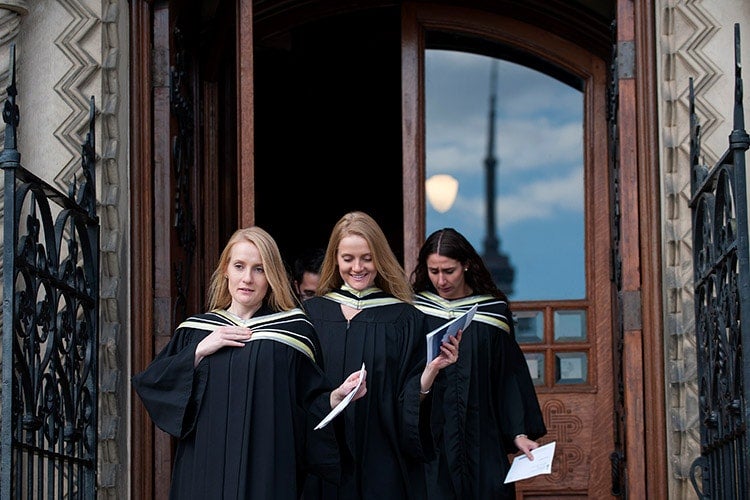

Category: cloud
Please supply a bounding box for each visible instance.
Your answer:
[449,165,584,228]
[428,116,582,175]
[426,51,583,177]
[424,50,587,300]
[426,50,581,122]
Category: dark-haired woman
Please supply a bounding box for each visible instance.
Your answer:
[412,227,546,499]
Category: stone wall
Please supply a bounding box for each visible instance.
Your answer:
[1,1,130,497]
[657,1,750,498]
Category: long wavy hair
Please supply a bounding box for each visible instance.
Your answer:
[411,227,508,301]
[317,211,414,303]
[207,226,298,312]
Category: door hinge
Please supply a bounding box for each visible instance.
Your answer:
[621,289,642,330]
[617,40,635,79]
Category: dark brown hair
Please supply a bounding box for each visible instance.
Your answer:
[411,227,508,301]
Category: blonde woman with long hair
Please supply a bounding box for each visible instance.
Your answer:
[303,212,460,500]
[134,226,366,500]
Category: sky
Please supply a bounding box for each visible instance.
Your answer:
[425,50,585,301]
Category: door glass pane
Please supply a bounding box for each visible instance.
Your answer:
[554,310,587,341]
[555,352,588,384]
[515,310,544,344]
[525,352,545,386]
[425,50,585,301]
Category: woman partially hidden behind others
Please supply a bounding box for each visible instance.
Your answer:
[412,227,546,499]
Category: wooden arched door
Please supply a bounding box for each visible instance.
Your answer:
[132,1,664,498]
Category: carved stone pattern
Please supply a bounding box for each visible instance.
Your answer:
[51,0,100,193]
[659,1,723,498]
[539,399,584,483]
[95,1,124,497]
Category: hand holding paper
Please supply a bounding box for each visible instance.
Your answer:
[426,304,477,361]
[316,363,366,430]
[428,327,462,372]
[504,441,556,484]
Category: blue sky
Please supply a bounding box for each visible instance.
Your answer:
[425,50,585,301]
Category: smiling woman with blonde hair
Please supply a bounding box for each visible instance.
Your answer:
[303,211,460,500]
[315,211,414,302]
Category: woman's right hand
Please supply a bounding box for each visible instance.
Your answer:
[330,368,368,408]
[194,326,252,366]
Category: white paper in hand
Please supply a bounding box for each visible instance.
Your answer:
[503,441,556,483]
[314,362,365,430]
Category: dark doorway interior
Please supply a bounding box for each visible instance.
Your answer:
[254,6,405,267]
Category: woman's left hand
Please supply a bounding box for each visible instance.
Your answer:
[429,328,462,371]
[514,434,540,460]
[419,329,462,397]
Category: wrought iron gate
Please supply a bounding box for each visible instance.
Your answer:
[689,24,750,500]
[0,45,99,499]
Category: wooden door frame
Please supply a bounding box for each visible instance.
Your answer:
[400,6,613,497]
[400,2,610,272]
[237,0,255,226]
[130,1,158,498]
[130,1,222,497]
[131,0,665,497]
[615,0,666,497]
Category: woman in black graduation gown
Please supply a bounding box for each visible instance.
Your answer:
[411,228,547,500]
[302,212,461,500]
[132,227,367,500]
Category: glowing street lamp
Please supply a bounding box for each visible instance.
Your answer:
[425,174,459,213]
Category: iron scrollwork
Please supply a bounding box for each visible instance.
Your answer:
[689,24,750,500]
[1,43,100,500]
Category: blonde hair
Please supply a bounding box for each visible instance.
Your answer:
[207,226,298,312]
[317,211,413,303]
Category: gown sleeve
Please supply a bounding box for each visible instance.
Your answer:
[131,326,209,438]
[295,330,349,485]
[300,371,348,484]
[397,307,436,461]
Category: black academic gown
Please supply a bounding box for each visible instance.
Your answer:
[414,292,547,500]
[302,286,434,500]
[132,307,343,500]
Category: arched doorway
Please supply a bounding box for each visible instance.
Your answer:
[131,1,665,498]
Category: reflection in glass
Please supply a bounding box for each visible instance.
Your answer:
[554,310,587,341]
[425,174,459,212]
[555,352,588,384]
[525,352,545,386]
[514,310,543,343]
[425,49,585,301]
